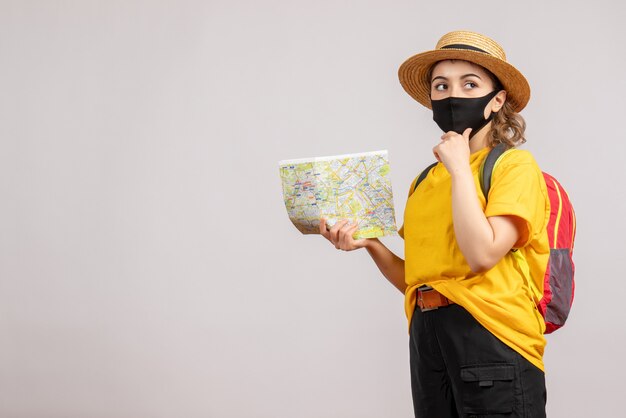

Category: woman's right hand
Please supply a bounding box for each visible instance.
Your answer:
[319,218,369,251]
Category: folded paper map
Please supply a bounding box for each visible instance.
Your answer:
[279,150,398,239]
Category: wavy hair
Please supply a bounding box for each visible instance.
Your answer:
[488,100,526,148]
[484,73,526,148]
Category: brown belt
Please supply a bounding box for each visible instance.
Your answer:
[417,286,455,312]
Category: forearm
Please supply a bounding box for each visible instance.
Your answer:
[364,238,406,293]
[450,166,498,272]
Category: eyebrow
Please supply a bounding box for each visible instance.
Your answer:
[431,73,484,83]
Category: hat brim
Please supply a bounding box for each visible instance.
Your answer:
[398,48,530,112]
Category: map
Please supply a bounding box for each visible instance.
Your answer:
[279,150,398,239]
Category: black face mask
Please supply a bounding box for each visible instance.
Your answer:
[431,90,500,138]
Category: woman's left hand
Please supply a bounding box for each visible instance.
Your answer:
[433,127,472,174]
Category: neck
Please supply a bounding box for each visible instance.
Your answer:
[469,121,492,153]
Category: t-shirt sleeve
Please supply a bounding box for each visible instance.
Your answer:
[484,151,548,248]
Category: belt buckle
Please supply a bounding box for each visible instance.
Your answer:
[417,286,438,312]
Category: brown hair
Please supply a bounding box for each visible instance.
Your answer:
[481,69,526,148]
[488,100,526,148]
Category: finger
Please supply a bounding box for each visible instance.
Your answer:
[329,219,347,234]
[330,219,349,246]
[319,218,329,238]
[432,146,441,162]
[340,222,359,249]
[349,221,360,239]
[441,131,460,140]
[462,127,472,140]
[341,219,357,232]
[322,219,335,241]
[337,220,354,242]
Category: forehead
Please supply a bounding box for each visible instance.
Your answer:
[430,60,489,79]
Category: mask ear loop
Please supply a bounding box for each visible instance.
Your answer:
[468,89,501,139]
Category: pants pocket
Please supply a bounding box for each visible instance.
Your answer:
[460,363,515,416]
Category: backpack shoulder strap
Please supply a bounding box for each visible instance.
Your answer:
[480,143,510,201]
[413,144,514,199]
[412,162,439,194]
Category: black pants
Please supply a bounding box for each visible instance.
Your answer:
[409,303,546,418]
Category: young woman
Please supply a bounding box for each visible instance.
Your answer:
[320,31,549,417]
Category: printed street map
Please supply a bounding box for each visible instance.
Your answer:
[279,150,398,239]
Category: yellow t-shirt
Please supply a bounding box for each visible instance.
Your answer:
[399,146,550,371]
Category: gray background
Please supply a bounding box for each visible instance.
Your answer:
[1,0,624,417]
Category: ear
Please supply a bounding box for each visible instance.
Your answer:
[491,90,507,113]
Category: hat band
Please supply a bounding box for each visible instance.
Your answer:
[441,44,488,54]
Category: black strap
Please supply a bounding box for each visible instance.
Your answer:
[412,162,438,193]
[480,143,507,201]
[441,44,488,54]
[412,143,510,199]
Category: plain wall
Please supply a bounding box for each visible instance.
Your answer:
[1,0,624,417]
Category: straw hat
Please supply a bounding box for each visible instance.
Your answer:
[398,31,530,112]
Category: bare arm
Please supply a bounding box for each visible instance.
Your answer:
[363,238,406,293]
[319,219,406,293]
[434,128,521,273]
[449,164,521,272]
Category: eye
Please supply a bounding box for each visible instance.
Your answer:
[464,81,478,89]
[433,83,447,92]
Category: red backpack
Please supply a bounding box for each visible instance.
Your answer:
[413,144,576,333]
